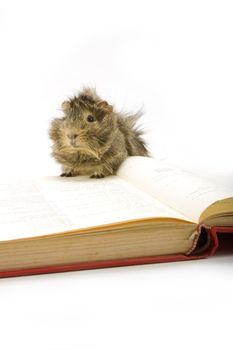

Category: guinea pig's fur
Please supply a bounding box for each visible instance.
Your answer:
[49,87,149,178]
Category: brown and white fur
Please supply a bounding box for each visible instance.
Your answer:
[49,88,149,178]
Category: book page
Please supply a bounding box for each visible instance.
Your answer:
[117,157,233,223]
[0,176,189,241]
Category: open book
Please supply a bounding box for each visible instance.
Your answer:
[0,156,232,278]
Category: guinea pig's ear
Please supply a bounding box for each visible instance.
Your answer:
[96,100,113,113]
[61,100,71,113]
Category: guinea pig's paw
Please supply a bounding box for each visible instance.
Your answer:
[90,172,105,179]
[60,172,73,177]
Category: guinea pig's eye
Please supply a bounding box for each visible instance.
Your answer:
[87,115,95,122]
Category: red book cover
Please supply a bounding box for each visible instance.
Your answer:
[0,226,232,278]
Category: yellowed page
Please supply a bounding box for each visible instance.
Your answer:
[199,197,233,224]
[0,176,189,241]
[117,157,233,223]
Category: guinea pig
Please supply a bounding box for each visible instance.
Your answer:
[49,87,149,178]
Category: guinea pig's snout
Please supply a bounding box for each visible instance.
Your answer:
[67,133,78,146]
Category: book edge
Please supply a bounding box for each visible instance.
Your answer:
[0,253,207,278]
[1,226,232,278]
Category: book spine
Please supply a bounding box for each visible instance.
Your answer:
[202,225,233,256]
[192,225,233,257]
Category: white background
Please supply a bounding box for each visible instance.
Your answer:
[0,1,232,349]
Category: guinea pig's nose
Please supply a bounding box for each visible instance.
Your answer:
[68,133,78,140]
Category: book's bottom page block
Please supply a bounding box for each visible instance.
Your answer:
[0,227,232,278]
